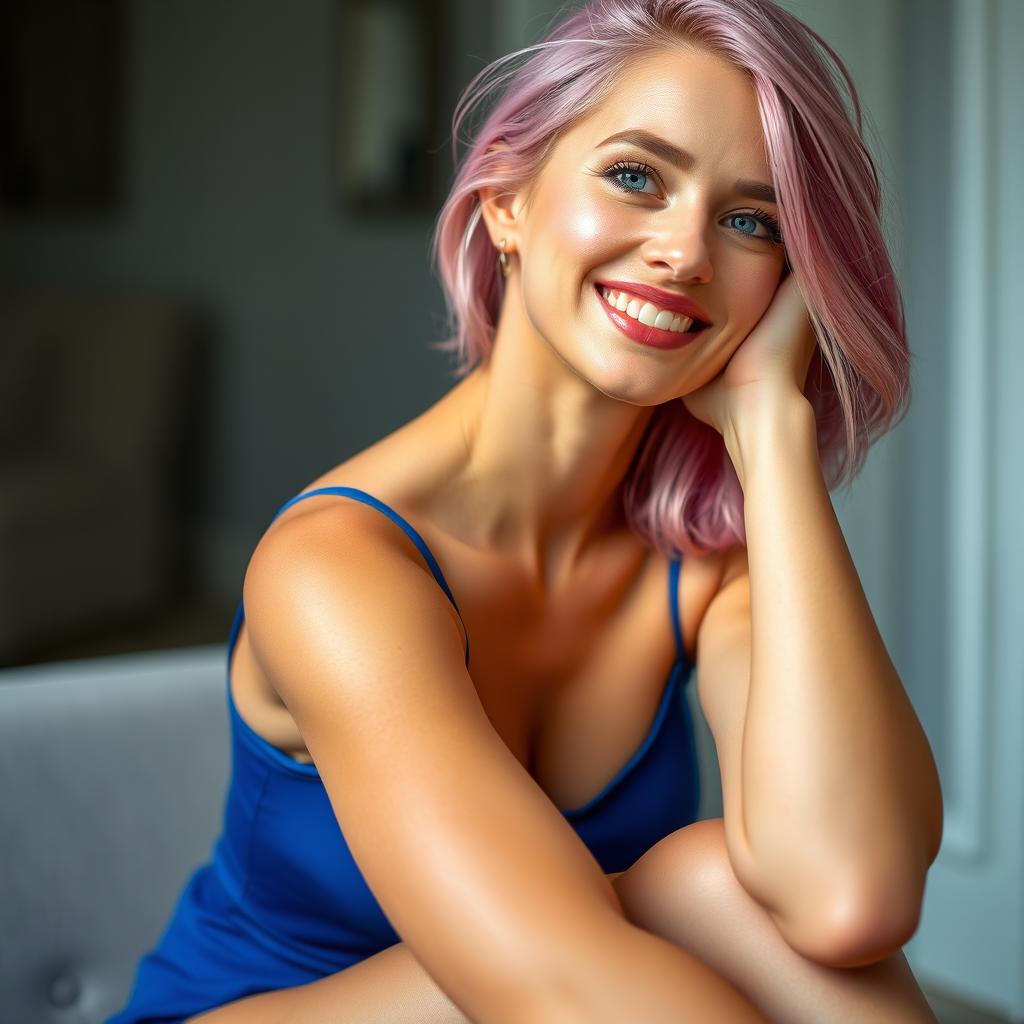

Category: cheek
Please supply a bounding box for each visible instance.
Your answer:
[531,186,633,269]
[732,268,785,331]
[520,190,631,338]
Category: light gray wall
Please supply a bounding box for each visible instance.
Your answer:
[898,0,1024,1014]
[891,0,954,816]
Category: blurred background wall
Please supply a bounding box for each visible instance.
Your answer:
[0,0,494,662]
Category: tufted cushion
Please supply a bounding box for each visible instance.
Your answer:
[0,645,229,1024]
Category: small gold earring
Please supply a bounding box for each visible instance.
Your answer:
[497,238,510,278]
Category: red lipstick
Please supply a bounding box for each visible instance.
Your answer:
[597,280,712,326]
[594,284,709,351]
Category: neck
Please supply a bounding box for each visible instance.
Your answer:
[432,283,657,591]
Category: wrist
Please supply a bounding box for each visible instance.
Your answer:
[724,394,817,490]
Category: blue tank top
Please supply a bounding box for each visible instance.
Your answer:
[108,486,700,1023]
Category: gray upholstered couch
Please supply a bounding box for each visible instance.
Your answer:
[0,645,229,1023]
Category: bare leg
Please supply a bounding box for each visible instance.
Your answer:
[618,817,938,1024]
[188,940,471,1023]
[186,914,760,1024]
[190,817,936,1023]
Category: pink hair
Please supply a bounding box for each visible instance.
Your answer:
[428,0,910,559]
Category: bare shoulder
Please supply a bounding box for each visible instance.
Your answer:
[243,496,468,704]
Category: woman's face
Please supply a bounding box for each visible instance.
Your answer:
[498,45,788,405]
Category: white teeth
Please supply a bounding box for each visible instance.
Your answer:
[601,287,698,333]
[637,302,659,327]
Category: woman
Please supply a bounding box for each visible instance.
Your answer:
[110,0,943,1021]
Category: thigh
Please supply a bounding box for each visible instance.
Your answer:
[187,941,472,1023]
[189,831,748,1024]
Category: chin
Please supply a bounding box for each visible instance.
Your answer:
[566,349,682,408]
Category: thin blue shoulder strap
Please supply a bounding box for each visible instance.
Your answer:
[271,486,471,668]
[668,556,686,665]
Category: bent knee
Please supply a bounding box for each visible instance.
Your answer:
[613,818,740,919]
[641,818,738,886]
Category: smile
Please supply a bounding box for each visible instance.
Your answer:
[594,285,709,350]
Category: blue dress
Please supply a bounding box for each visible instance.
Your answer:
[109,486,700,1023]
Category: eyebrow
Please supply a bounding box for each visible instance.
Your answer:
[596,128,778,205]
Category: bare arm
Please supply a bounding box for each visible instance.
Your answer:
[722,397,943,964]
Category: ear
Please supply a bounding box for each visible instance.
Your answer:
[478,185,519,246]
[477,143,528,254]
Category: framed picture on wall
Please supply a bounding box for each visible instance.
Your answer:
[334,0,446,217]
[0,0,125,216]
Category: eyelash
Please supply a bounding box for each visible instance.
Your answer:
[600,158,784,244]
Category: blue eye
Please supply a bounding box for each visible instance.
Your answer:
[729,215,760,235]
[726,212,781,242]
[603,160,660,196]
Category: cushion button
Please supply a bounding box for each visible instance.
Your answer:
[48,973,81,1007]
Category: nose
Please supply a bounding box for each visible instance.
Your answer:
[641,205,714,284]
